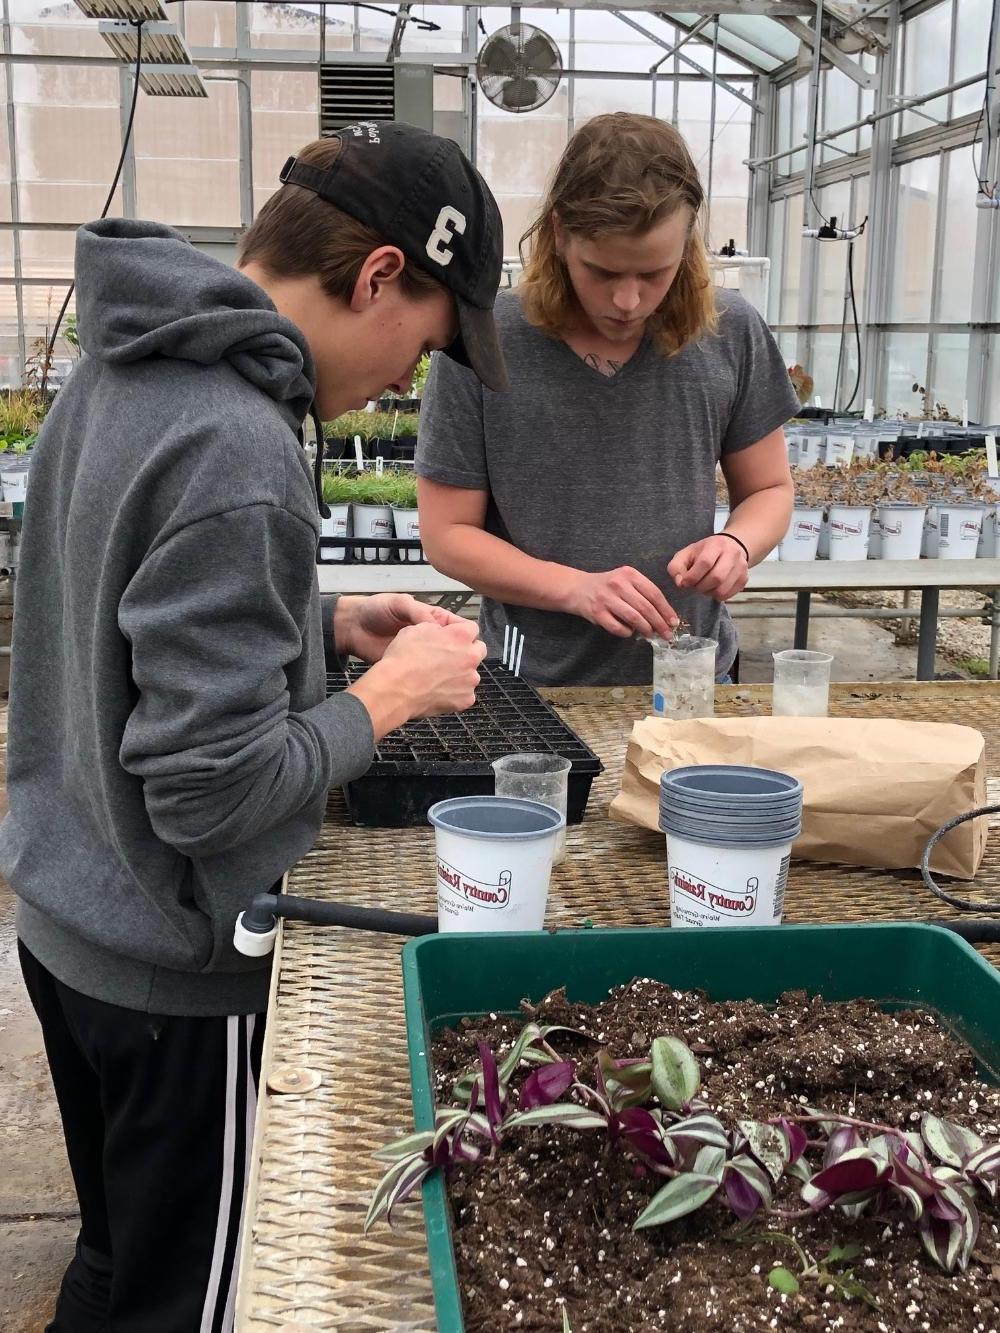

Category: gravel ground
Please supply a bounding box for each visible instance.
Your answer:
[827,588,997,676]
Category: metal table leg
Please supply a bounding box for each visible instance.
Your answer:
[794,591,811,649]
[917,587,939,681]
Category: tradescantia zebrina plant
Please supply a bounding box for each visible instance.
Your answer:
[367,1024,1000,1275]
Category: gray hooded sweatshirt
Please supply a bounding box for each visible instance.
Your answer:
[0,219,374,1017]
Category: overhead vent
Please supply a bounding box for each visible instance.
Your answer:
[319,64,396,134]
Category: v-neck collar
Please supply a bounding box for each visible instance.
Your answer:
[553,329,654,387]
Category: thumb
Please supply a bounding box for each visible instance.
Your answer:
[668,543,697,586]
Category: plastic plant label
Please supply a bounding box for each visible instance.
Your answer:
[864,399,874,422]
[987,435,999,479]
[354,435,365,470]
[375,455,385,475]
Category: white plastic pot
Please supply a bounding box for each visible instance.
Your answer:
[825,434,855,469]
[936,503,986,560]
[827,505,871,561]
[779,507,823,562]
[1,467,28,504]
[665,833,793,929]
[391,505,422,563]
[713,505,729,535]
[761,544,780,563]
[429,797,564,933]
[352,501,393,562]
[875,503,926,561]
[318,502,350,563]
[795,435,823,471]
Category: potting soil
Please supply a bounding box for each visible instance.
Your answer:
[431,983,1000,1332]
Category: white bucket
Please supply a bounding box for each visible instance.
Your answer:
[318,502,350,563]
[665,833,792,929]
[875,503,926,561]
[352,502,393,562]
[762,544,780,563]
[828,505,871,561]
[937,503,986,560]
[429,797,564,933]
[392,505,422,563]
[713,505,729,534]
[779,508,823,562]
[796,435,823,471]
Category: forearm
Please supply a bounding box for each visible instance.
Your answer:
[724,483,794,564]
[424,523,579,614]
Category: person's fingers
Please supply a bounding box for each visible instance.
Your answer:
[613,585,672,640]
[618,569,679,632]
[674,544,721,590]
[594,607,635,638]
[403,600,443,625]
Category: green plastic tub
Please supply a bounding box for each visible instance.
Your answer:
[401,923,1000,1332]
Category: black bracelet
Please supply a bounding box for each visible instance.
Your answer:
[717,531,750,562]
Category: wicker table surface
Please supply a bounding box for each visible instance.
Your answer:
[236,682,1000,1332]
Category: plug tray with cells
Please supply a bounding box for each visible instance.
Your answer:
[325,661,603,828]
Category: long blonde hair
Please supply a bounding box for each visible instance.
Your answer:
[519,113,717,356]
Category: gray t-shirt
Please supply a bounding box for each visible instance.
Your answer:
[416,288,799,686]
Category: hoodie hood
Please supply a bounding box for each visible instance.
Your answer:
[74,219,315,433]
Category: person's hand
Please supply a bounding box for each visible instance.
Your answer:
[566,567,679,640]
[668,534,749,602]
[339,593,465,663]
[347,620,487,737]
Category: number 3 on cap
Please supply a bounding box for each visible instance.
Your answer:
[426,206,467,267]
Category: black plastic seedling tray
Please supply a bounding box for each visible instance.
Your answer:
[326,661,604,828]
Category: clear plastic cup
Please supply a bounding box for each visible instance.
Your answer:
[772,649,834,717]
[492,753,572,864]
[650,635,717,720]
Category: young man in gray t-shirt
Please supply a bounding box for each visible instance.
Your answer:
[417,113,799,687]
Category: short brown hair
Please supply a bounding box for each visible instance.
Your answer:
[239,137,445,303]
[519,113,717,356]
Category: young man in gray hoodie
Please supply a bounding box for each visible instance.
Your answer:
[1,123,508,1332]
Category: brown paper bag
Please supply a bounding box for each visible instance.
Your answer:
[609,716,987,880]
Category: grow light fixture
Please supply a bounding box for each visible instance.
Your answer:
[74,0,166,19]
[98,20,207,97]
[138,64,209,98]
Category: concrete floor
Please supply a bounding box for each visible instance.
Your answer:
[0,598,952,1329]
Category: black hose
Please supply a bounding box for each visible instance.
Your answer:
[921,805,1000,913]
[246,891,437,937]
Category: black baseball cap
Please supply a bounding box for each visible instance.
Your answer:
[279,121,509,392]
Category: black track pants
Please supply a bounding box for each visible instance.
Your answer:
[19,941,265,1333]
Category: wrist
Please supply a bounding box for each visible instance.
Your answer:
[561,567,590,617]
[333,595,363,659]
[345,656,415,741]
[719,530,751,563]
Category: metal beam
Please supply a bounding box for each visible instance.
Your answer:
[777,13,878,88]
[860,0,898,411]
[611,10,762,111]
[649,13,713,74]
[386,2,411,61]
[746,68,986,169]
[802,0,825,227]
